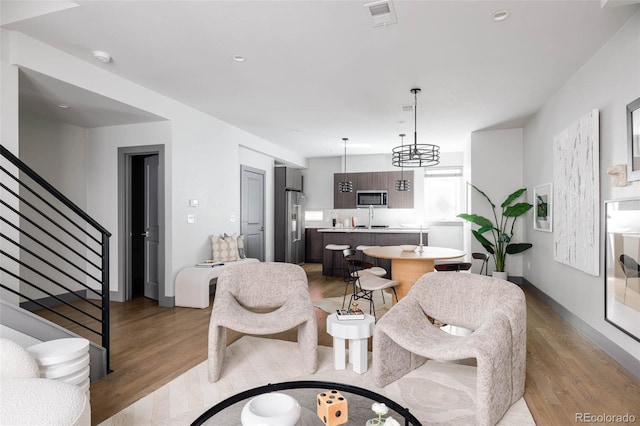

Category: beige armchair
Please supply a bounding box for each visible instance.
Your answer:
[373,272,526,426]
[207,262,318,382]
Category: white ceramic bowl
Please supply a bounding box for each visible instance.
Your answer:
[400,245,417,252]
[241,392,301,426]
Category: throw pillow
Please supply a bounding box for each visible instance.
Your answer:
[224,233,247,259]
[211,234,240,262]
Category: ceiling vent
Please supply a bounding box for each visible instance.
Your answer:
[401,104,414,112]
[365,0,397,27]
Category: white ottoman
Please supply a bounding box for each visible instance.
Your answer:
[326,313,375,374]
[175,258,260,308]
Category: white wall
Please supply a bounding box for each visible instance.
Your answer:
[88,122,171,293]
[19,114,89,298]
[470,128,526,276]
[20,114,88,209]
[523,12,640,363]
[0,30,20,304]
[3,31,305,302]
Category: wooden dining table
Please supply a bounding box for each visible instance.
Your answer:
[363,245,466,300]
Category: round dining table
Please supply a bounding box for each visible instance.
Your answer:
[363,245,466,300]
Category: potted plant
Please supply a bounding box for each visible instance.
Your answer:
[457,184,533,279]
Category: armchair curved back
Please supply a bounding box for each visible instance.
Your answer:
[216,262,309,309]
[409,272,525,332]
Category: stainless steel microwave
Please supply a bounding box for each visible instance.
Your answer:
[356,190,388,208]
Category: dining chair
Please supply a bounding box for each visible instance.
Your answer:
[342,249,399,318]
[434,261,472,272]
[472,252,490,275]
[618,254,640,303]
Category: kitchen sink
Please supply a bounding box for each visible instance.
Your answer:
[354,225,388,229]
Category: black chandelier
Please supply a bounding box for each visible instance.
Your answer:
[395,134,411,191]
[338,137,353,193]
[392,88,440,168]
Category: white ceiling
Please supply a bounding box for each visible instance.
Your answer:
[3,1,639,158]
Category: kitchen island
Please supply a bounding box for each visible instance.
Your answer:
[311,227,427,277]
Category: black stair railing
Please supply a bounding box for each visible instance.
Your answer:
[0,144,111,372]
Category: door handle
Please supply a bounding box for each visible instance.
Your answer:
[141,231,150,237]
[259,227,264,231]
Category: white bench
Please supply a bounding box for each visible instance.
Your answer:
[174,258,260,308]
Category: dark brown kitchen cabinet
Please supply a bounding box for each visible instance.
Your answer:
[386,170,414,209]
[333,173,356,209]
[333,171,414,209]
[305,228,324,263]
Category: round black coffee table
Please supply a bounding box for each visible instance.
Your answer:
[190,380,422,425]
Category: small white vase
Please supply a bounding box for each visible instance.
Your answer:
[492,271,508,280]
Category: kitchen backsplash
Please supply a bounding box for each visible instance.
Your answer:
[305,208,424,229]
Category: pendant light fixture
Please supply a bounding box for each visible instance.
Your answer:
[338,137,353,193]
[395,133,411,191]
[392,88,440,168]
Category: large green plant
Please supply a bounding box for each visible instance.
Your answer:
[457,184,533,272]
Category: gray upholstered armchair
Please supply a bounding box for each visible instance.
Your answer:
[373,272,526,426]
[207,262,318,382]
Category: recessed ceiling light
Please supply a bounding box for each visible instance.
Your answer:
[93,50,112,63]
[493,10,510,21]
[57,104,70,109]
[233,55,246,62]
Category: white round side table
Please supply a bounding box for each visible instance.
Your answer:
[27,338,90,393]
[326,313,375,374]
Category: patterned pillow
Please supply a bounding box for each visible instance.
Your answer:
[224,233,247,259]
[211,234,240,262]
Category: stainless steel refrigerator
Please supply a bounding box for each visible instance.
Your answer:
[274,167,305,264]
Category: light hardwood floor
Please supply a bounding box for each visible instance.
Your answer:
[41,263,640,425]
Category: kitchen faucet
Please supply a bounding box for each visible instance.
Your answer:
[368,204,374,229]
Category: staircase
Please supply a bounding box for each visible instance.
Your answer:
[0,144,111,379]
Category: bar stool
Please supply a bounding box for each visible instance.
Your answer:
[324,244,350,278]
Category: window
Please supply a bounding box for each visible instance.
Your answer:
[424,167,463,221]
[305,210,323,221]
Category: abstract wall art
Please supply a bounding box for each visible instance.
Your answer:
[553,109,600,276]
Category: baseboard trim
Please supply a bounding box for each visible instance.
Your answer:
[522,278,640,380]
[19,290,87,312]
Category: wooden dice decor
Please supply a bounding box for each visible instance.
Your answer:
[316,389,348,425]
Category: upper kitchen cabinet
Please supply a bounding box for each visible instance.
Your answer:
[387,170,414,209]
[334,173,356,209]
[276,166,303,191]
[333,170,414,209]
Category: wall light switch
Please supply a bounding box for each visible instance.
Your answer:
[229,215,236,223]
[189,199,199,207]
[187,214,195,224]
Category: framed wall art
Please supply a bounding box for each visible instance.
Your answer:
[627,96,640,181]
[533,183,552,232]
[604,198,640,342]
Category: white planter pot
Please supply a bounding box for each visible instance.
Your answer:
[492,271,508,280]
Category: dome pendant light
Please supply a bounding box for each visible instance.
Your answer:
[395,133,411,191]
[338,137,353,193]
[392,88,440,168]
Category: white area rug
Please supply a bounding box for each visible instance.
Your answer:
[100,336,534,425]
